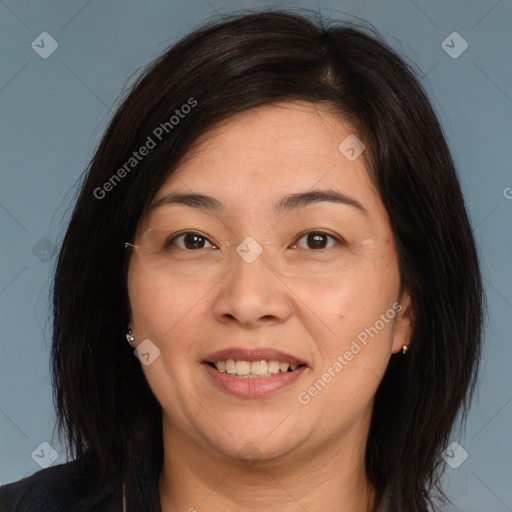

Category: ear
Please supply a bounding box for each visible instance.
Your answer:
[391,291,414,354]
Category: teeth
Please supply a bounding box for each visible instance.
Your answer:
[235,360,251,376]
[267,360,280,374]
[279,362,289,372]
[250,360,268,376]
[213,359,302,377]
[225,359,236,374]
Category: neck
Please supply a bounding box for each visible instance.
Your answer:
[158,417,375,512]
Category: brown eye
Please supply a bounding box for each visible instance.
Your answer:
[170,232,217,250]
[291,232,338,250]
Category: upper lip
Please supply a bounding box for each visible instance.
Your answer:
[204,347,308,366]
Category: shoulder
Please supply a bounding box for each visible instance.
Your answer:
[0,460,122,512]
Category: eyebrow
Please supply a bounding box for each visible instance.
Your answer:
[150,188,367,215]
[150,193,223,211]
[276,189,367,215]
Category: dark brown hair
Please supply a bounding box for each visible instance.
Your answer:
[52,10,483,511]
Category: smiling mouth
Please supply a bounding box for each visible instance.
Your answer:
[206,359,307,378]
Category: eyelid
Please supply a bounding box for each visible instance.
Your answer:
[165,229,345,250]
[168,231,218,249]
[290,230,344,249]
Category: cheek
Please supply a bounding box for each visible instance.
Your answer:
[299,245,400,375]
[127,260,209,349]
[290,244,400,329]
[300,287,400,424]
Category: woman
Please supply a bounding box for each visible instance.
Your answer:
[0,10,483,512]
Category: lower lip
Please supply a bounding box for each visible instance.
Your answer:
[202,363,307,398]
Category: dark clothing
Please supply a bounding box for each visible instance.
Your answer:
[0,461,126,512]
[1,460,399,511]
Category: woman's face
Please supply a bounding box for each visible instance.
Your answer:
[127,101,412,465]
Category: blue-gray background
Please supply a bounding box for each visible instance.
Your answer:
[1,1,511,510]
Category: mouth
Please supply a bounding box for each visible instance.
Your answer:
[202,347,308,398]
[205,359,306,378]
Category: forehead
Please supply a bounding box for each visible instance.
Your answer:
[151,101,385,221]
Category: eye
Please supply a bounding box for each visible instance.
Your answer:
[290,231,340,250]
[167,232,217,250]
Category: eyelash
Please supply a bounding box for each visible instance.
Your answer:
[291,231,342,249]
[167,231,343,250]
[166,232,217,250]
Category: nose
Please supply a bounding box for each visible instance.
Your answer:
[212,248,293,329]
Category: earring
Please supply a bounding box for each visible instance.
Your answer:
[126,329,135,343]
[402,344,408,354]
